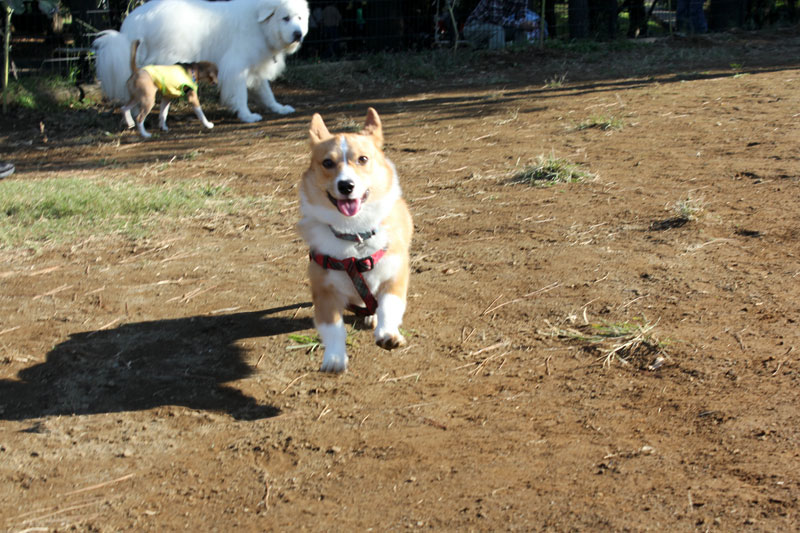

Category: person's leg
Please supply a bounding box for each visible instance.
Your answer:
[464,22,506,49]
[689,0,708,33]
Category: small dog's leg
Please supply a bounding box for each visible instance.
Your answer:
[256,79,294,115]
[187,91,213,129]
[158,100,171,132]
[120,104,135,129]
[192,107,214,129]
[375,293,407,350]
[137,120,152,139]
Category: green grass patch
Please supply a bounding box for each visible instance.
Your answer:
[511,154,595,186]
[0,177,259,248]
[1,75,94,110]
[576,114,624,131]
[671,196,705,221]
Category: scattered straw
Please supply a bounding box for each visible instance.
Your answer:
[281,373,309,394]
[63,473,135,497]
[482,282,561,315]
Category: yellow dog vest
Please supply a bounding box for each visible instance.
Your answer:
[141,65,198,98]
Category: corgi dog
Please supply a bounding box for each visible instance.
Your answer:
[298,108,413,373]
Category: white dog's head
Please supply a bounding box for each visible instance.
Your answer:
[258,0,309,55]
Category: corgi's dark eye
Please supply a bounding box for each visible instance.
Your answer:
[322,158,335,169]
[357,156,369,165]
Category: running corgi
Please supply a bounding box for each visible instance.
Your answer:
[298,108,413,372]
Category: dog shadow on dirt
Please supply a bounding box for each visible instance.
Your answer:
[0,303,312,422]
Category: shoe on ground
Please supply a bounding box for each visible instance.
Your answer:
[0,162,15,179]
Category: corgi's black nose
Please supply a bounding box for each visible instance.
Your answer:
[338,180,354,195]
[292,30,303,43]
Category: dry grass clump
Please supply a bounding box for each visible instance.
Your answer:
[542,319,668,369]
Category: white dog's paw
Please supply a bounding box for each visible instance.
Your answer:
[375,328,406,351]
[363,314,377,329]
[205,122,214,129]
[238,111,263,123]
[272,104,295,115]
[160,124,169,132]
[320,350,348,373]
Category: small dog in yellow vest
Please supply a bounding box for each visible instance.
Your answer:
[121,40,218,138]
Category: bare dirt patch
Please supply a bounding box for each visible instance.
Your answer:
[2,32,799,531]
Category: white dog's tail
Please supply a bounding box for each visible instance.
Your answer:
[93,29,136,102]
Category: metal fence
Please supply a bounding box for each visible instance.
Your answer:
[7,0,799,78]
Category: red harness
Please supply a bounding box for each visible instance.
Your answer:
[309,248,386,316]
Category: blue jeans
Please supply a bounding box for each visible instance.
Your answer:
[676,0,707,33]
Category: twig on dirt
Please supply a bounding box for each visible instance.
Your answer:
[261,472,271,512]
[730,327,747,351]
[545,355,552,376]
[210,306,241,314]
[482,282,561,315]
[685,238,731,253]
[83,286,105,297]
[468,340,510,357]
[32,284,73,300]
[0,326,21,336]
[378,372,421,383]
[119,240,178,264]
[160,251,199,263]
[480,294,504,316]
[470,351,509,376]
[1,265,62,279]
[317,404,332,421]
[63,473,135,497]
[619,293,649,310]
[281,373,309,394]
[87,317,122,337]
[17,498,104,525]
[167,284,219,304]
[421,417,447,430]
[461,326,476,344]
[772,346,794,376]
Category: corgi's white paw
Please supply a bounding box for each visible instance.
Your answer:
[375,329,406,350]
[320,351,348,373]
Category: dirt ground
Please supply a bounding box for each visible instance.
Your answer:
[1,30,799,531]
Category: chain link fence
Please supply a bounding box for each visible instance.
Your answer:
[6,0,799,78]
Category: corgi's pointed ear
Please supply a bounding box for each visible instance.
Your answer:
[309,113,331,144]
[362,107,383,147]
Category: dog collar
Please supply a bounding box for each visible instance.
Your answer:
[329,226,377,244]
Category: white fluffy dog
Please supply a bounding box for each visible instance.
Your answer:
[93,0,309,123]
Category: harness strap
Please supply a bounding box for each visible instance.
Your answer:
[309,248,387,316]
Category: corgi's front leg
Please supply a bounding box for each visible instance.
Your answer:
[318,319,348,372]
[312,274,348,372]
[375,292,407,350]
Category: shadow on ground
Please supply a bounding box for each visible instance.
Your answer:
[0,303,312,421]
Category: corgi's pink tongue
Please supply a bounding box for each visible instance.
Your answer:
[337,198,361,217]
